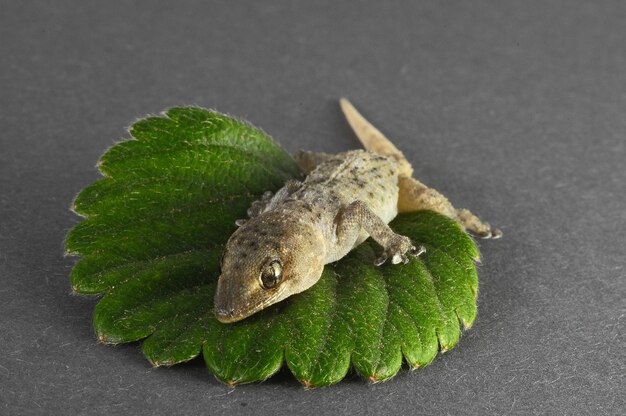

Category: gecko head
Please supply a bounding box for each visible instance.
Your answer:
[214,211,326,323]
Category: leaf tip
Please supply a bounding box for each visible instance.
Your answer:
[63,248,78,258]
[368,374,393,384]
[94,158,112,178]
[69,201,85,218]
[299,379,314,389]
[149,357,178,367]
[468,237,482,262]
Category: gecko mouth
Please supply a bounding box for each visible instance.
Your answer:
[214,286,287,324]
[214,307,241,324]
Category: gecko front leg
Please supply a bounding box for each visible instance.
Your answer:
[235,190,274,226]
[334,200,426,265]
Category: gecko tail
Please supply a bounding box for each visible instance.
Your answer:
[339,98,414,177]
[340,98,502,239]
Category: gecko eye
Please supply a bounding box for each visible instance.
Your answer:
[260,260,282,289]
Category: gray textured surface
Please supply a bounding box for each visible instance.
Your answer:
[1,1,624,415]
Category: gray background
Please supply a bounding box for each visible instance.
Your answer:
[1,1,624,415]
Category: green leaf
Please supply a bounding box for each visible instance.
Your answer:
[66,107,480,387]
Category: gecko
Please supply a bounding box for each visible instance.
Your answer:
[214,99,501,323]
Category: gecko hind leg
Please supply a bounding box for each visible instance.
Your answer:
[398,176,502,239]
[456,208,502,239]
[334,200,425,266]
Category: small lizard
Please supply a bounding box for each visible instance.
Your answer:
[214,99,501,323]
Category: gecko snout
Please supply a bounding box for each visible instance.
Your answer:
[214,306,237,323]
[214,212,327,323]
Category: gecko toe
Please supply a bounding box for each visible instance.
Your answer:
[474,227,502,239]
[391,253,404,264]
[374,254,388,266]
[378,236,422,266]
[490,228,503,239]
[409,245,426,257]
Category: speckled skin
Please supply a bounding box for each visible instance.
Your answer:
[297,150,404,260]
[215,150,421,323]
[214,99,501,323]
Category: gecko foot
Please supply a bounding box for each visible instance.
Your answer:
[246,191,274,218]
[472,225,503,239]
[374,236,426,266]
[490,227,503,239]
